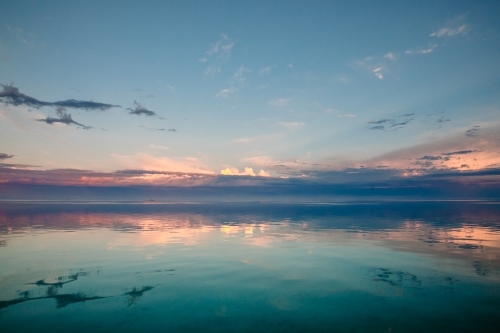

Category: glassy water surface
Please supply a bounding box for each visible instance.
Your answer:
[1,201,500,332]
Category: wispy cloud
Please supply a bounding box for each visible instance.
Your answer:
[430,24,468,37]
[234,66,251,82]
[405,44,437,56]
[127,101,157,116]
[384,52,397,60]
[325,109,355,118]
[207,34,234,56]
[204,66,221,77]
[268,98,289,108]
[202,34,234,77]
[0,84,119,110]
[215,87,237,98]
[258,66,273,75]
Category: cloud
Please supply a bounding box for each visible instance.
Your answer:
[372,67,384,80]
[0,153,14,160]
[234,66,251,81]
[127,101,157,116]
[405,44,437,56]
[207,34,234,56]
[198,58,207,63]
[215,87,237,98]
[325,109,355,118]
[111,153,214,175]
[384,52,397,60]
[430,25,468,37]
[149,144,169,150]
[268,98,289,108]
[365,125,500,171]
[367,114,414,131]
[220,167,270,177]
[0,84,119,110]
[287,63,293,69]
[258,66,273,75]
[204,66,221,77]
[37,106,91,129]
[466,126,480,137]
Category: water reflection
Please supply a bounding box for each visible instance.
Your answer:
[1,201,500,332]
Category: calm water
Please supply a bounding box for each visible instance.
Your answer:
[1,201,500,332]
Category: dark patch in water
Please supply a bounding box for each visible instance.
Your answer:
[135,269,175,275]
[0,292,105,310]
[372,268,421,288]
[123,286,154,306]
[28,271,88,288]
[459,244,482,250]
[52,293,106,308]
[473,261,490,277]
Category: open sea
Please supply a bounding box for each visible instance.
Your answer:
[1,200,500,332]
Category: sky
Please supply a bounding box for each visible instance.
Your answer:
[0,0,499,192]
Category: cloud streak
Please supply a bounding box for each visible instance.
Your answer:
[0,84,119,110]
[127,101,157,116]
[430,25,467,37]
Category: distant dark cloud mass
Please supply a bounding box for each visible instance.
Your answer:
[0,84,119,110]
[367,114,414,131]
[442,150,476,156]
[37,106,91,129]
[0,153,14,160]
[127,101,157,116]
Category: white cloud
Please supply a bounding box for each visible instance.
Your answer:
[384,52,397,60]
[287,63,293,69]
[198,58,207,63]
[166,85,175,92]
[220,167,270,177]
[268,98,289,108]
[373,67,384,80]
[207,34,234,56]
[430,24,467,37]
[258,66,273,75]
[405,44,437,56]
[204,66,221,77]
[215,87,237,98]
[325,109,355,118]
[149,144,169,150]
[234,66,251,81]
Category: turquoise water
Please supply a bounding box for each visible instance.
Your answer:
[1,201,500,332]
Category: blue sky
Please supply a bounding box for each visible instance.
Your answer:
[0,0,499,187]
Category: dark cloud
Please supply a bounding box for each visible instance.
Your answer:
[127,101,157,116]
[466,126,480,137]
[418,155,442,161]
[0,153,14,160]
[37,106,91,129]
[367,116,413,131]
[442,150,477,156]
[0,84,118,110]
[368,119,389,124]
